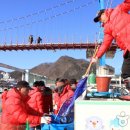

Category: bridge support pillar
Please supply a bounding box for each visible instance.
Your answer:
[22,72,25,80]
[25,69,29,82]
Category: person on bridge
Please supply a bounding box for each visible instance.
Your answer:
[37,36,42,44]
[29,35,34,44]
[1,81,51,130]
[92,0,130,89]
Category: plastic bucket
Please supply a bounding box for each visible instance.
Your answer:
[41,114,74,130]
[96,76,111,92]
[41,122,74,130]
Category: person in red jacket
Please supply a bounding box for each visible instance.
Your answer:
[69,79,77,92]
[1,81,51,130]
[53,78,74,114]
[92,0,130,88]
[28,81,44,130]
[39,81,53,114]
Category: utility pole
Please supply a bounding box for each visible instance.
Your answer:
[96,0,109,75]
[99,0,104,9]
[99,0,105,66]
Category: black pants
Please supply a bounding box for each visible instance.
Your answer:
[121,51,130,79]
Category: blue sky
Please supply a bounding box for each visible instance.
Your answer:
[0,0,124,74]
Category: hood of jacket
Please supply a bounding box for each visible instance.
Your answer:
[29,87,42,96]
[6,88,29,101]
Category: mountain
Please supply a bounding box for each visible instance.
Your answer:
[9,56,115,81]
[9,71,22,81]
[9,56,96,81]
[30,56,96,80]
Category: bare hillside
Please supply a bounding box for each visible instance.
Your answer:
[30,56,96,80]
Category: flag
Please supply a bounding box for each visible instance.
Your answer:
[55,76,87,123]
[65,76,87,115]
[54,97,74,124]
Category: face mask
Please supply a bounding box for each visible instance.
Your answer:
[71,84,76,91]
[55,85,65,94]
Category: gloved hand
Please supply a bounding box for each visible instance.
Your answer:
[41,116,52,124]
[91,57,98,63]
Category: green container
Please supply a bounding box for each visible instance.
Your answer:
[88,72,96,84]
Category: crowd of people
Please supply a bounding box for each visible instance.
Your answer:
[1,0,129,129]
[0,78,77,130]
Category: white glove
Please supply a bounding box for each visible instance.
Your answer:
[91,57,98,63]
[41,116,51,124]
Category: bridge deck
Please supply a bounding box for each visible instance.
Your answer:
[0,43,117,51]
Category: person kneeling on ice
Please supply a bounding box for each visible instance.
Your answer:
[1,81,51,130]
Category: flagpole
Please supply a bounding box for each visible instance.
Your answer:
[84,46,99,77]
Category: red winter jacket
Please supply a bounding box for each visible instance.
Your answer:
[96,0,130,58]
[28,87,44,116]
[28,87,44,127]
[53,85,74,114]
[1,88,41,130]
